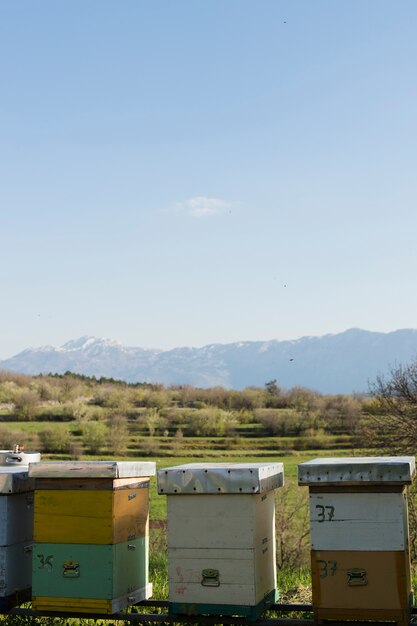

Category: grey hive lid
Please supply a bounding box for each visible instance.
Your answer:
[157,462,284,494]
[0,467,35,494]
[298,456,415,486]
[29,460,156,479]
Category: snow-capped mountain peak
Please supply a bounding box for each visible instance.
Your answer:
[2,328,417,393]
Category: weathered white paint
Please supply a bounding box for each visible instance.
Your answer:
[0,541,32,597]
[309,492,408,550]
[167,492,275,550]
[0,493,34,546]
[168,543,276,605]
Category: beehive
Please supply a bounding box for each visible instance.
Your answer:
[29,460,155,614]
[298,456,415,626]
[0,448,40,609]
[158,462,284,619]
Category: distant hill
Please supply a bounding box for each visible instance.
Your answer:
[1,328,417,394]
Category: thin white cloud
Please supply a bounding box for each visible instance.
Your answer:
[174,196,236,218]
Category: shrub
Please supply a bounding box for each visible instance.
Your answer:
[141,438,160,456]
[107,413,129,455]
[81,421,108,455]
[14,390,40,420]
[187,408,238,436]
[38,427,71,453]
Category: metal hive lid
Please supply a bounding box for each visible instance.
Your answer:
[0,449,40,467]
[157,462,284,494]
[28,460,156,479]
[0,467,35,494]
[298,456,415,486]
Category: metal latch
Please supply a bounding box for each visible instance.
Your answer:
[63,560,80,578]
[201,569,220,587]
[347,568,367,586]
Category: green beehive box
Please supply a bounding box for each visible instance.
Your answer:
[32,538,148,613]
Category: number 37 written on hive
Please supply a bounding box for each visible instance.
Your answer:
[315,504,335,522]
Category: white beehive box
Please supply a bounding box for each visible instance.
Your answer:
[0,449,40,609]
[299,456,415,626]
[158,463,284,618]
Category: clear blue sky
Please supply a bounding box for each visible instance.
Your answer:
[1,1,417,358]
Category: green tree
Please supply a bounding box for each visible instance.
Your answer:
[81,421,108,455]
[39,427,71,453]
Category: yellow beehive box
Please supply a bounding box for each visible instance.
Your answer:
[33,478,149,544]
[299,456,415,626]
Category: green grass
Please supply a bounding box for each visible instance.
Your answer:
[0,421,80,434]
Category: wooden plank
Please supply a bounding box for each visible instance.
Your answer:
[32,596,114,613]
[309,485,403,493]
[32,543,114,600]
[254,491,276,548]
[29,461,156,479]
[0,469,34,495]
[32,583,153,614]
[168,550,256,585]
[0,542,32,597]
[32,538,149,602]
[0,493,34,546]
[254,539,276,599]
[169,581,257,606]
[113,487,149,543]
[34,487,149,544]
[33,477,149,491]
[311,550,411,611]
[168,542,276,606]
[309,492,407,550]
[169,547,256,560]
[112,537,149,598]
[167,493,274,549]
[34,490,113,544]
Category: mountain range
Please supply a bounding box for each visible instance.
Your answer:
[2,328,417,394]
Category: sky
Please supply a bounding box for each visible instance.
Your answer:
[1,1,417,358]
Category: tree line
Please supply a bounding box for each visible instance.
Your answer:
[0,363,415,457]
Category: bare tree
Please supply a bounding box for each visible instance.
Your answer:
[367,361,417,453]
